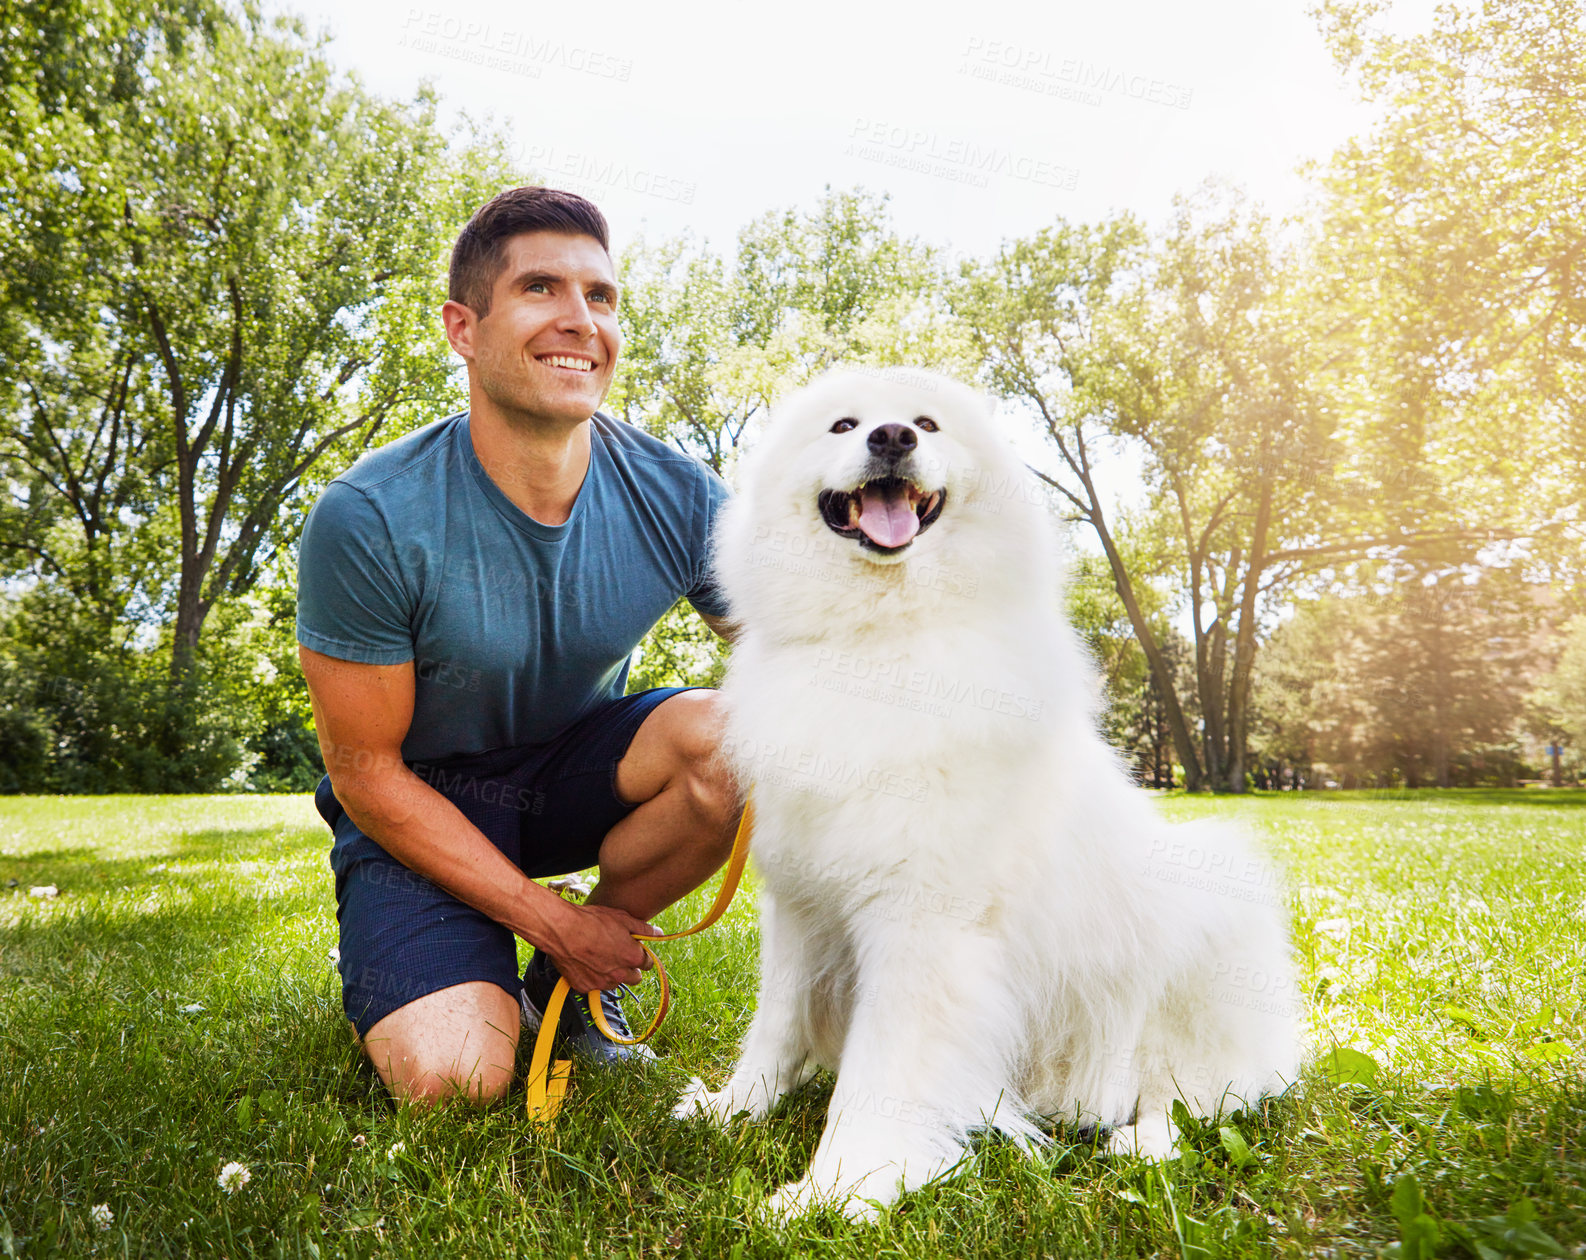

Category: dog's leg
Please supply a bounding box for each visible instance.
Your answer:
[767,919,1021,1220]
[1107,929,1299,1161]
[672,893,819,1127]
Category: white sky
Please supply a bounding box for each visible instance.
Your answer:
[295,0,1439,257]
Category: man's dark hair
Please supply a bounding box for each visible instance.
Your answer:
[448,187,611,317]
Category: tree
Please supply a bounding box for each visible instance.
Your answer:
[955,191,1356,791]
[1527,613,1586,784]
[957,177,1546,791]
[0,4,514,681]
[612,188,963,476]
[1065,550,1189,788]
[1252,573,1544,787]
[625,599,728,695]
[1314,0,1586,583]
[614,188,965,697]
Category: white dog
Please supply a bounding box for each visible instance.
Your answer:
[672,368,1300,1219]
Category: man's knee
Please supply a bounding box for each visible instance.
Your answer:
[361,981,519,1107]
[661,688,727,751]
[381,1056,514,1107]
[667,691,738,827]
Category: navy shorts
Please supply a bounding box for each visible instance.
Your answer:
[317,686,699,1037]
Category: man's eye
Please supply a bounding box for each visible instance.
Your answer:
[830,417,858,434]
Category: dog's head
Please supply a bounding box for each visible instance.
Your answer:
[715,367,1058,629]
[746,367,1026,558]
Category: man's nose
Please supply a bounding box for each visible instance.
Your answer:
[866,423,917,458]
[558,293,598,337]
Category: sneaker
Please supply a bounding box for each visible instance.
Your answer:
[519,949,657,1065]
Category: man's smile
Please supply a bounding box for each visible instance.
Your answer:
[537,353,597,373]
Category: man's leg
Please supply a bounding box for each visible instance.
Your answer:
[588,688,739,920]
[331,834,527,1107]
[337,689,738,1094]
[519,688,739,1063]
[360,981,519,1105]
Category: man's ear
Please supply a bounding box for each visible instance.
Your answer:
[441,299,477,362]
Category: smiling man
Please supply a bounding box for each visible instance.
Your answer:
[295,187,738,1104]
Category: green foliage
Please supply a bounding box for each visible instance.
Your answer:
[1387,1172,1441,1259]
[1252,571,1545,787]
[625,600,728,694]
[227,578,323,793]
[1385,1174,1569,1260]
[0,587,242,792]
[612,188,965,476]
[0,1,520,790]
[1066,552,1192,786]
[1528,614,1586,765]
[1320,1045,1381,1087]
[955,191,1347,791]
[0,562,320,795]
[0,2,512,666]
[1314,0,1586,574]
[4,0,1583,799]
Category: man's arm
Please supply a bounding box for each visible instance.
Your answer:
[299,645,656,993]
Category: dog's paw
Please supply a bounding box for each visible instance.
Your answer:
[765,1174,883,1224]
[765,1175,841,1221]
[1103,1115,1179,1161]
[670,1076,749,1128]
[764,1176,815,1220]
[669,1075,720,1122]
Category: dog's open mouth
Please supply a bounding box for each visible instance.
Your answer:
[818,477,947,553]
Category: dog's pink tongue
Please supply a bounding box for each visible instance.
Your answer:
[857,484,919,548]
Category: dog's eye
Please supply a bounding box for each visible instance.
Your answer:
[915,416,939,433]
[830,417,858,434]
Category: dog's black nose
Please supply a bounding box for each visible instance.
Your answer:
[866,423,917,458]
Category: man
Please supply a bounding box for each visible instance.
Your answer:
[296,187,738,1105]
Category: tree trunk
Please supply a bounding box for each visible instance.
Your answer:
[1225,479,1274,792]
[170,581,207,682]
[1430,615,1451,788]
[1088,510,1207,791]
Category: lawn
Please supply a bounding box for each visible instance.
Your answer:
[1,790,1583,1258]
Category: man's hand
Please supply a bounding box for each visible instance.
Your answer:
[542,901,662,993]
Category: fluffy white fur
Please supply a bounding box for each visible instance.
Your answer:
[671,368,1301,1219]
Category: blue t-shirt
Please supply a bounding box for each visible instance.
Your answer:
[296,410,730,762]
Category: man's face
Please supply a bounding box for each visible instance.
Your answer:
[451,231,622,427]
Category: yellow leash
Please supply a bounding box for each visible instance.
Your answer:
[525,802,754,1124]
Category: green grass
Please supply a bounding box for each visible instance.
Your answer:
[2,790,1583,1258]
